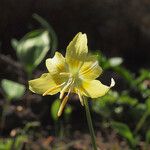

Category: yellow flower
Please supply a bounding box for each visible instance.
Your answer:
[29,32,115,116]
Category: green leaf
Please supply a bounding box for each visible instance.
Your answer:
[1,79,25,100]
[0,139,13,150]
[14,135,27,150]
[33,14,58,55]
[64,105,72,115]
[0,136,27,150]
[51,99,61,121]
[135,69,150,85]
[144,130,150,150]
[134,69,150,98]
[118,93,138,106]
[24,121,40,132]
[11,39,18,50]
[114,66,135,86]
[64,105,72,121]
[146,98,150,114]
[92,91,118,117]
[12,29,50,75]
[114,106,123,114]
[111,121,135,147]
[146,130,150,144]
[109,57,123,67]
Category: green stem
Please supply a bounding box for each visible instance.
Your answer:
[84,98,97,150]
[0,100,9,129]
[10,137,16,150]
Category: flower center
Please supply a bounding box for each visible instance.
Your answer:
[57,71,84,116]
[60,72,79,84]
[59,71,80,98]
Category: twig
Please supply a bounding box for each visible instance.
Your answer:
[0,54,26,83]
[0,54,22,69]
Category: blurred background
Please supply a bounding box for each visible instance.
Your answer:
[0,0,150,149]
[1,0,150,69]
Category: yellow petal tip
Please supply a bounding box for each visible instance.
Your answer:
[110,78,115,87]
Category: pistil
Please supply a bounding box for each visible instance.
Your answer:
[77,89,84,106]
[59,78,74,99]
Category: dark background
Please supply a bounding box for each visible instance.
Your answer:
[0,0,150,72]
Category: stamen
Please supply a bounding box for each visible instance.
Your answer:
[60,72,71,77]
[43,82,65,96]
[59,78,73,99]
[77,89,84,106]
[57,88,71,117]
[57,95,69,117]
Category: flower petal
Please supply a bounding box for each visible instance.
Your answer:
[81,78,115,98]
[79,55,102,80]
[29,73,61,95]
[46,52,66,83]
[46,52,66,74]
[66,32,88,71]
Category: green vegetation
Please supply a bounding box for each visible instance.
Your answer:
[0,14,150,149]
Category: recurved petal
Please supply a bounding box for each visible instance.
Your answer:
[81,78,115,98]
[66,32,88,70]
[29,73,61,95]
[79,55,102,80]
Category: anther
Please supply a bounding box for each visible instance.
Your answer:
[57,95,69,117]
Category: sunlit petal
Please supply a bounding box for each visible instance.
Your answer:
[29,73,61,95]
[66,32,88,71]
[46,52,66,73]
[81,78,115,98]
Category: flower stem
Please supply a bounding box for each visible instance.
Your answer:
[0,100,9,130]
[84,98,97,150]
[135,111,149,133]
